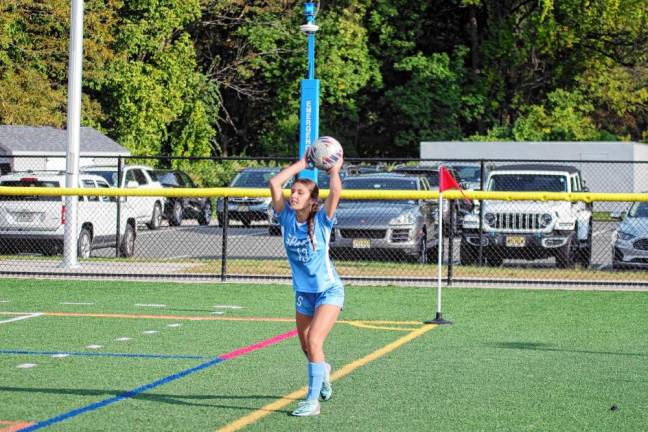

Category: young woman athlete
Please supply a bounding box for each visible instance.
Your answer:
[269,147,344,417]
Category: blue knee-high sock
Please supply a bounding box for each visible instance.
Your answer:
[306,362,326,401]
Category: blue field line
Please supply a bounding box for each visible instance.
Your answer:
[0,349,207,360]
[18,356,226,431]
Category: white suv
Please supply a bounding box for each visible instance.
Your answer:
[0,171,137,258]
[460,164,592,268]
[80,164,164,230]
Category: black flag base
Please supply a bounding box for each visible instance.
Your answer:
[424,312,452,325]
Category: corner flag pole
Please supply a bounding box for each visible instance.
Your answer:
[425,166,454,325]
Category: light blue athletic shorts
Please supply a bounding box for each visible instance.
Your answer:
[295,285,345,317]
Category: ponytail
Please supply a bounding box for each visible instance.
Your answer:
[307,201,318,251]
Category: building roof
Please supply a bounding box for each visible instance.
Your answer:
[0,125,129,155]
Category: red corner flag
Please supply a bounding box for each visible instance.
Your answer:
[439,166,471,204]
[439,166,462,193]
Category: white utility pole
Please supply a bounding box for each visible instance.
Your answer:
[62,0,84,268]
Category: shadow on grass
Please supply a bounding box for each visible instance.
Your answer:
[0,386,293,412]
[491,341,648,357]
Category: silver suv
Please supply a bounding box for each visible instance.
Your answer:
[80,164,165,230]
[330,173,439,262]
[0,171,137,258]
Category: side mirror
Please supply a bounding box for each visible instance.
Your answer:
[126,180,139,188]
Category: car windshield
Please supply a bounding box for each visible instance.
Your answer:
[489,174,568,192]
[83,170,118,186]
[153,171,180,186]
[628,202,648,218]
[453,165,481,182]
[341,177,418,204]
[231,170,278,187]
[0,179,61,201]
[393,168,439,186]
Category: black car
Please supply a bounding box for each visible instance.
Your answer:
[150,169,212,226]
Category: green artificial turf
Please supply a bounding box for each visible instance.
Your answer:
[0,278,647,431]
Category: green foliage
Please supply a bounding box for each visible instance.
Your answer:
[385,47,485,152]
[1,0,647,160]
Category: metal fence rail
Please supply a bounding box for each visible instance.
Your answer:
[0,155,647,288]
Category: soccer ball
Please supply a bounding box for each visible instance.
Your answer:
[307,136,343,171]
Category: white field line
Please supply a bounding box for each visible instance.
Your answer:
[60,302,94,305]
[135,304,166,308]
[0,312,43,325]
[213,305,244,309]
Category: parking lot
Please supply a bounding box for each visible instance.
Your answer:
[89,218,618,269]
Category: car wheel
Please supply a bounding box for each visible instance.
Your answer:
[198,201,212,226]
[77,228,92,259]
[120,223,135,257]
[147,202,162,230]
[460,243,478,266]
[485,251,503,267]
[170,201,183,226]
[576,220,592,268]
[417,231,429,264]
[556,234,576,268]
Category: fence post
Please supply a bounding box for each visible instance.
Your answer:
[446,200,455,285]
[115,156,123,258]
[220,197,229,281]
[478,159,485,265]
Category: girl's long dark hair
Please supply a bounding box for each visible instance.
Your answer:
[293,178,319,251]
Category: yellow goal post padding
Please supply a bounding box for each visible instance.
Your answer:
[0,186,647,202]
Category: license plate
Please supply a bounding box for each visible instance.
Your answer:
[13,212,34,222]
[352,239,371,249]
[506,236,525,247]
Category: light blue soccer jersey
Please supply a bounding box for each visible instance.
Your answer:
[275,205,343,293]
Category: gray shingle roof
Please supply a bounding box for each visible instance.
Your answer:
[0,125,129,154]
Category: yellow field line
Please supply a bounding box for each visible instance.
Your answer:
[344,321,419,331]
[216,324,437,432]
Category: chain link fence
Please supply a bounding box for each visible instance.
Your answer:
[0,155,647,288]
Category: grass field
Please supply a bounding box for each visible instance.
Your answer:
[1,278,647,431]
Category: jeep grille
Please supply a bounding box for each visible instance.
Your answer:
[488,213,544,231]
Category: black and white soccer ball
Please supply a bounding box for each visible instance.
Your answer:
[307,136,343,171]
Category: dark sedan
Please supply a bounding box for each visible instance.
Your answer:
[150,169,212,226]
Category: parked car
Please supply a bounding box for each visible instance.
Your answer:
[217,167,286,228]
[345,164,384,176]
[330,173,439,262]
[0,171,137,258]
[391,164,464,234]
[460,164,592,268]
[612,200,648,269]
[151,169,212,226]
[80,164,165,230]
[445,163,484,190]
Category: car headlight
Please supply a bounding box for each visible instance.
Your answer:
[484,213,496,226]
[616,231,635,241]
[539,213,553,228]
[390,211,417,225]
